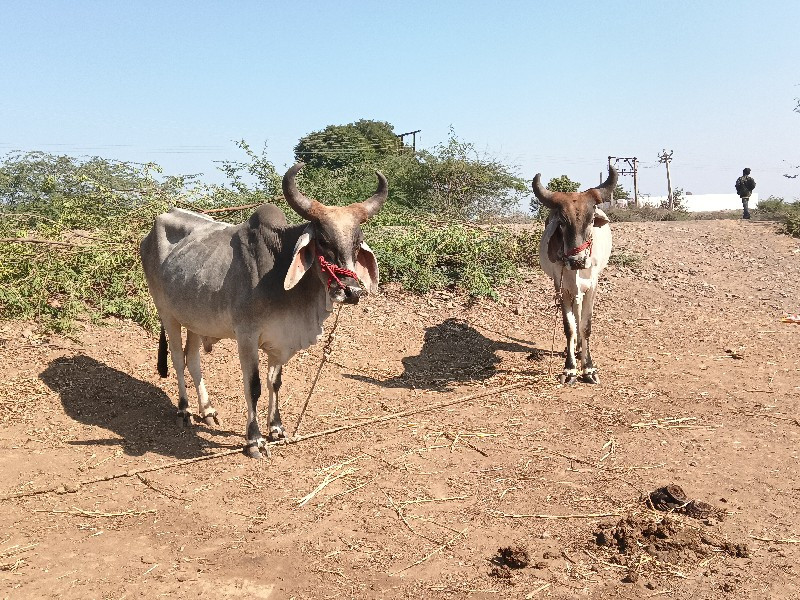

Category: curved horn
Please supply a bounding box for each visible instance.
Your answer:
[282,163,320,220]
[353,171,388,223]
[531,173,556,208]
[594,165,618,203]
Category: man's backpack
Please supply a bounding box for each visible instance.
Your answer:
[735,176,750,195]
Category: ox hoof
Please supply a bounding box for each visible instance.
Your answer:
[176,411,192,427]
[245,438,269,459]
[244,444,266,459]
[559,372,579,385]
[581,371,601,384]
[202,412,220,427]
[268,426,287,443]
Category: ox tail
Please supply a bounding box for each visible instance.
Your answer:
[157,325,169,378]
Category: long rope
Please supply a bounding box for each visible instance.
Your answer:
[292,303,342,437]
[548,264,565,378]
[1,379,536,501]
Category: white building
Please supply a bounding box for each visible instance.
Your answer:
[616,193,758,212]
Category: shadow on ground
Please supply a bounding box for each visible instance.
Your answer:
[346,318,536,390]
[39,355,237,459]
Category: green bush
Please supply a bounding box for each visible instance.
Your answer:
[756,196,786,214]
[1,148,541,332]
[367,222,540,298]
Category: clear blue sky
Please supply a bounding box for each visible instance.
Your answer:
[2,1,799,202]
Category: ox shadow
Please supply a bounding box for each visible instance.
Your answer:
[346,318,537,390]
[39,355,238,459]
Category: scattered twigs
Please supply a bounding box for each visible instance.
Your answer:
[0,237,82,247]
[297,465,359,507]
[742,412,800,427]
[33,507,155,518]
[749,535,800,544]
[324,477,376,504]
[495,510,621,520]
[0,544,38,560]
[136,474,186,501]
[631,416,717,430]
[293,304,342,437]
[443,431,491,457]
[391,528,468,576]
[525,582,552,597]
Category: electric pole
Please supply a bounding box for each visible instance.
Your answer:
[396,130,421,153]
[657,150,674,209]
[607,156,639,207]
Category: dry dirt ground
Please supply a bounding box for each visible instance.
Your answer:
[1,218,799,600]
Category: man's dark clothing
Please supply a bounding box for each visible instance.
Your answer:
[735,174,756,219]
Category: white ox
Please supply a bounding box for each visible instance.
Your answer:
[533,167,616,384]
[140,164,386,457]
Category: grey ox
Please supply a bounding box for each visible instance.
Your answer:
[533,166,616,384]
[140,163,386,458]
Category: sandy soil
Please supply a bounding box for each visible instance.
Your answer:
[1,218,799,599]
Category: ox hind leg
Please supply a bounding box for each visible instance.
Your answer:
[184,331,220,426]
[162,318,192,426]
[578,287,600,384]
[265,357,286,443]
[559,291,580,385]
[236,335,268,459]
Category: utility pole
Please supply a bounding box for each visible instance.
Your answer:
[607,155,639,207]
[657,149,674,209]
[396,130,421,153]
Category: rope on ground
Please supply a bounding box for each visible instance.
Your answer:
[292,303,342,437]
[1,379,535,502]
[549,263,565,378]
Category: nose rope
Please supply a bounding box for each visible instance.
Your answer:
[317,253,358,290]
[566,237,592,257]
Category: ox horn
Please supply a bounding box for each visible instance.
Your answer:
[353,171,389,223]
[282,163,323,221]
[531,173,557,208]
[594,165,618,203]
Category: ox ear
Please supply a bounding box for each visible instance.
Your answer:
[355,241,379,294]
[284,227,316,290]
[593,208,610,228]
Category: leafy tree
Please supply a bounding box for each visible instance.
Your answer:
[613,184,630,202]
[416,128,528,219]
[293,120,398,169]
[546,175,581,193]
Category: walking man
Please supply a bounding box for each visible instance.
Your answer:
[735,168,756,219]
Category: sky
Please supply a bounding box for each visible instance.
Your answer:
[2,0,799,204]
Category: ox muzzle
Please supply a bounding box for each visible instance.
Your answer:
[319,254,362,304]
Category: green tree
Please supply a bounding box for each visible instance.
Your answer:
[546,175,581,193]
[293,120,398,169]
[416,128,528,219]
[613,184,630,202]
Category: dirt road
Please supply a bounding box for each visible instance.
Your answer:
[1,218,799,599]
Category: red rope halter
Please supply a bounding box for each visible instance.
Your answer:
[317,253,358,290]
[566,237,592,257]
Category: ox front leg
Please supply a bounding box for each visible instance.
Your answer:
[559,291,580,385]
[184,331,220,425]
[578,287,600,384]
[237,336,267,459]
[266,359,287,443]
